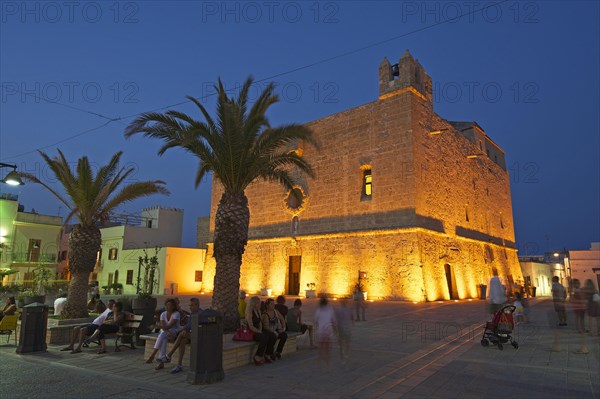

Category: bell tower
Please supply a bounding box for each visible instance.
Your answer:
[378,49,433,107]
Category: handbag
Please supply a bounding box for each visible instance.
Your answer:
[232,326,254,341]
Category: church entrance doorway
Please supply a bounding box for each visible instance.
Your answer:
[288,256,301,295]
[444,264,458,300]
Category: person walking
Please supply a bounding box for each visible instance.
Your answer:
[551,276,567,326]
[487,269,506,316]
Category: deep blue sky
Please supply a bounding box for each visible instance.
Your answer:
[1,1,598,253]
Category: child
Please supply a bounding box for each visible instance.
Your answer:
[514,292,525,324]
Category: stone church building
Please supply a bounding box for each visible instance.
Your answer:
[202,50,523,301]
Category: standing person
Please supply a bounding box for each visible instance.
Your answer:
[286,299,314,347]
[238,290,247,320]
[585,281,600,336]
[582,279,596,333]
[245,296,276,365]
[335,298,353,364]
[487,269,506,316]
[314,298,337,365]
[551,276,567,326]
[166,298,202,374]
[262,298,287,360]
[146,298,180,368]
[352,283,366,321]
[513,292,525,324]
[571,279,589,354]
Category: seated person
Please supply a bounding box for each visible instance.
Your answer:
[146,298,180,369]
[0,297,17,321]
[164,298,202,374]
[53,294,68,316]
[286,299,314,347]
[262,298,287,360]
[61,299,115,353]
[275,295,288,318]
[175,297,190,327]
[97,301,126,354]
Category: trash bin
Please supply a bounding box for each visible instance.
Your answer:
[478,285,487,300]
[17,302,48,354]
[187,309,224,385]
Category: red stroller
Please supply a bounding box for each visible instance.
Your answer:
[480,304,519,350]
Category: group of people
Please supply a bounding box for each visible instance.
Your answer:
[552,276,600,354]
[243,294,291,365]
[239,291,355,366]
[61,299,123,354]
[146,297,202,374]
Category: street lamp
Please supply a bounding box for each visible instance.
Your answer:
[0,162,24,186]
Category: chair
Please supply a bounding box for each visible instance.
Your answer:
[0,313,19,344]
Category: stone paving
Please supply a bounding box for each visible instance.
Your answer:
[1,297,598,398]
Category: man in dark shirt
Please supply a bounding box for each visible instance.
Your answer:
[275,295,288,318]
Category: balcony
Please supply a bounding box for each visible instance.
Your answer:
[11,252,57,263]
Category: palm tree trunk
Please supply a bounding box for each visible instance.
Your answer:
[62,225,101,318]
[212,192,249,332]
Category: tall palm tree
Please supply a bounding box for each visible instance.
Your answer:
[21,150,169,318]
[125,77,318,331]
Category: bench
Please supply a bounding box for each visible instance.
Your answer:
[84,314,144,352]
[140,330,303,370]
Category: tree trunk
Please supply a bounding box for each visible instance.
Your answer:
[212,192,249,332]
[62,224,101,319]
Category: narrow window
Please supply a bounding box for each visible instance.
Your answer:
[465,206,470,222]
[195,270,203,282]
[126,270,134,285]
[108,248,118,260]
[361,168,372,200]
[146,219,153,228]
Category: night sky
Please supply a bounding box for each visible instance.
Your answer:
[1,1,598,253]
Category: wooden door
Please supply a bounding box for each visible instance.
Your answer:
[288,256,301,295]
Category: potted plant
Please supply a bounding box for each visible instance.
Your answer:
[20,267,53,305]
[132,247,160,335]
[305,283,316,298]
[112,282,123,295]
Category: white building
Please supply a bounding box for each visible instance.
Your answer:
[567,242,600,291]
[95,206,205,295]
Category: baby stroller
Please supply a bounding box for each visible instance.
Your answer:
[480,304,519,350]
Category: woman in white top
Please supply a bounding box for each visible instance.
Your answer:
[146,298,180,368]
[314,298,337,365]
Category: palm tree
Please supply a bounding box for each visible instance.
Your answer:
[125,77,318,331]
[21,150,169,318]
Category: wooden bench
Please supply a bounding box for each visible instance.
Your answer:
[140,331,303,370]
[84,313,143,352]
[0,313,19,344]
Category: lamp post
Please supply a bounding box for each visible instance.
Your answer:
[0,162,24,186]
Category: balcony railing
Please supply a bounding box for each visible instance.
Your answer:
[11,252,57,263]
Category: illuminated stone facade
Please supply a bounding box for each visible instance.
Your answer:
[202,50,522,301]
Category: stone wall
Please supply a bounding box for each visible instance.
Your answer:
[202,53,522,301]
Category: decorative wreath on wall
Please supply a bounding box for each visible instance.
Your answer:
[282,185,309,216]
